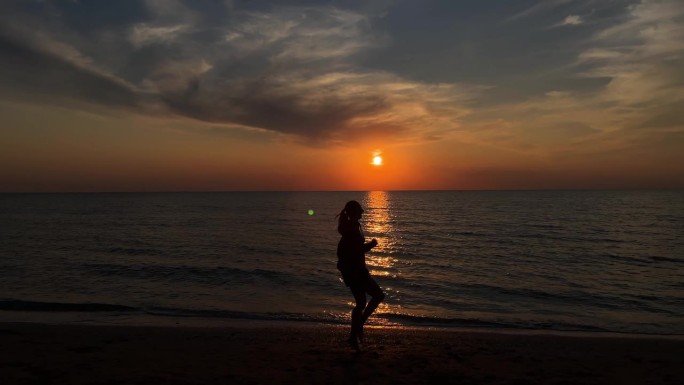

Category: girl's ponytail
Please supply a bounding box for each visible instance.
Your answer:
[336,200,362,235]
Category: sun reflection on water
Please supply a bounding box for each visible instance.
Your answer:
[363,192,397,272]
[362,191,404,319]
[363,191,393,249]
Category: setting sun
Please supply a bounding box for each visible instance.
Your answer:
[372,155,383,166]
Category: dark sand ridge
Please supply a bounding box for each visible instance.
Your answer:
[1,322,683,384]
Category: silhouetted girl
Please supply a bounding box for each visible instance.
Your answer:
[336,200,385,351]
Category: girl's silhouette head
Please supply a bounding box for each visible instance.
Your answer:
[336,200,364,234]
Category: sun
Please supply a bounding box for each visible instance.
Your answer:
[372,155,383,166]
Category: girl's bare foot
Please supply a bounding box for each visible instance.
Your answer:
[348,336,360,352]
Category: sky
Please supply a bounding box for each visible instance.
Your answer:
[1,0,683,191]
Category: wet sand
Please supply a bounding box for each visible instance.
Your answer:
[1,322,683,384]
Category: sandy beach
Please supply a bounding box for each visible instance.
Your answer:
[1,322,683,385]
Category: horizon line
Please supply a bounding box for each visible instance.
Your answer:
[1,187,682,194]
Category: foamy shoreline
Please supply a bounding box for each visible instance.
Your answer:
[2,310,683,341]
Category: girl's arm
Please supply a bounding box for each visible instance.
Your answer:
[363,238,378,252]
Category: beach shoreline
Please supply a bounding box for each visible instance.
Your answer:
[2,321,683,384]
[3,309,683,340]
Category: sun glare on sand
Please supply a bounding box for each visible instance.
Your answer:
[372,155,383,166]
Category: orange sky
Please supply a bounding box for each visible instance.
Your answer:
[2,99,680,192]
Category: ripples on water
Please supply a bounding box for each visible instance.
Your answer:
[0,191,682,334]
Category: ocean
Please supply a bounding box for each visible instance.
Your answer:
[1,190,682,335]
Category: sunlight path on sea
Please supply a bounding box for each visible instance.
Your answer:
[361,191,407,323]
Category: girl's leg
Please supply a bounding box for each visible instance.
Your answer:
[361,276,385,326]
[349,285,366,350]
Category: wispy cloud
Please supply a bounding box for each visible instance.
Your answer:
[223,7,377,63]
[129,23,189,48]
[559,14,583,26]
[507,0,573,22]
[581,0,684,106]
[467,0,684,159]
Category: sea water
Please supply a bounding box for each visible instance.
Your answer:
[1,190,682,334]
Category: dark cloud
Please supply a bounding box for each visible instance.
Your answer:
[0,32,143,110]
[163,74,391,142]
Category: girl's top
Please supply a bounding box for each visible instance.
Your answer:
[336,221,373,275]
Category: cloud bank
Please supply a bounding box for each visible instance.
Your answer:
[0,1,478,145]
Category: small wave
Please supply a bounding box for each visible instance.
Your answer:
[142,307,344,324]
[602,253,651,265]
[650,256,683,263]
[82,263,296,286]
[603,254,683,265]
[377,313,612,333]
[0,300,136,312]
[377,313,511,328]
[107,247,163,256]
[456,231,487,237]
